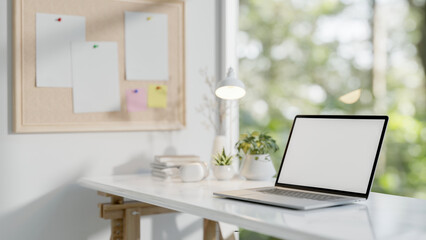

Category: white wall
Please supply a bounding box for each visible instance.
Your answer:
[0,0,218,239]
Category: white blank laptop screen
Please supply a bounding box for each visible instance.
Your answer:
[277,118,385,194]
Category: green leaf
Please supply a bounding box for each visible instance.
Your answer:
[213,147,233,166]
[236,131,279,155]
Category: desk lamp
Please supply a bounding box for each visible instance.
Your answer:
[215,67,246,172]
[215,68,246,100]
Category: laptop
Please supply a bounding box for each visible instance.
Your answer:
[214,115,388,210]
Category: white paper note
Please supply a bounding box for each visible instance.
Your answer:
[125,11,169,81]
[71,42,121,113]
[36,13,86,87]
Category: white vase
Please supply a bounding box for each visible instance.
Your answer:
[212,135,227,155]
[240,154,276,180]
[213,165,235,180]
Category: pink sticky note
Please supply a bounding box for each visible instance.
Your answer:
[126,88,147,112]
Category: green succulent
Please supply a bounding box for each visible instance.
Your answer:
[235,131,279,160]
[214,148,233,166]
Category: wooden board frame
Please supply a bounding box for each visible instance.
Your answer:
[13,0,185,133]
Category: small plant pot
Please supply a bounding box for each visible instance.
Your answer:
[240,154,276,180]
[213,165,235,180]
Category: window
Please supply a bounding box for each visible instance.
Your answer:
[238,0,426,199]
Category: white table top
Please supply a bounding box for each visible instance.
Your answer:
[79,174,426,240]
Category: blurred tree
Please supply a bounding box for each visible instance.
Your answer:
[238,0,426,238]
[411,0,426,80]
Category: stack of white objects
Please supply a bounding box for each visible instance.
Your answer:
[151,155,201,180]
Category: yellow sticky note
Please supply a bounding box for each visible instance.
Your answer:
[148,85,167,108]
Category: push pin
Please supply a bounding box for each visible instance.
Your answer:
[147,17,152,21]
[93,44,99,49]
[57,17,62,22]
[134,89,138,93]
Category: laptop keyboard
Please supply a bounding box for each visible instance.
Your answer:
[258,188,345,202]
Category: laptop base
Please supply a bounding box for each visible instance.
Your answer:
[214,187,363,210]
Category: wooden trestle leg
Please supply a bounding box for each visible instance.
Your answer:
[98,191,236,240]
[98,191,176,240]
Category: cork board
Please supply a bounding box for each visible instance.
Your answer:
[13,0,185,133]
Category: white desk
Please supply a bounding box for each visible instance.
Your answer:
[79,174,426,240]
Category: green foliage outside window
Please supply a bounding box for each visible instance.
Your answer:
[238,0,426,238]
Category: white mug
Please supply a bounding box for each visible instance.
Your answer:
[179,162,208,182]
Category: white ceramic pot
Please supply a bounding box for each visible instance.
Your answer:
[212,165,235,180]
[240,154,276,180]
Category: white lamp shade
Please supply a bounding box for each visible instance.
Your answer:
[215,68,246,100]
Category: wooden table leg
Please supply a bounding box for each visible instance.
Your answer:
[124,209,141,240]
[203,219,219,240]
[98,191,176,240]
[98,192,236,240]
[109,194,124,240]
[203,219,237,240]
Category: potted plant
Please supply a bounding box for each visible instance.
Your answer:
[236,131,279,180]
[212,148,235,180]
